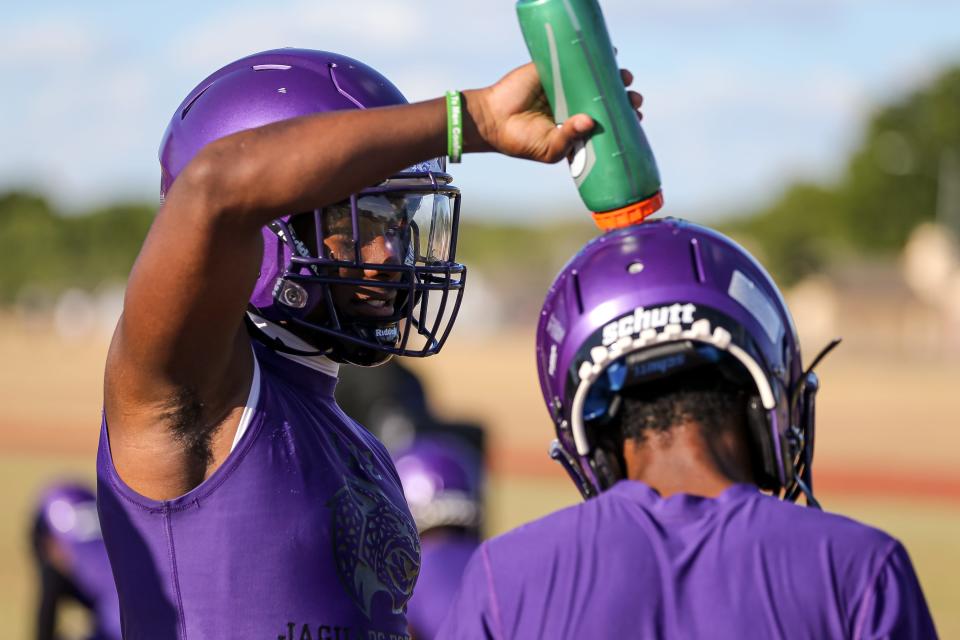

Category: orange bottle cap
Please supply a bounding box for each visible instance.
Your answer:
[591,191,664,231]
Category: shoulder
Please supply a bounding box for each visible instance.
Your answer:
[741,493,906,602]
[748,492,899,552]
[479,500,594,577]
[443,513,579,638]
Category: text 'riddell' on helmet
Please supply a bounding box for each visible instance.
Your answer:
[535,218,832,505]
[159,48,466,366]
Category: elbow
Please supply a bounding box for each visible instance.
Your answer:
[171,136,255,220]
[165,149,228,224]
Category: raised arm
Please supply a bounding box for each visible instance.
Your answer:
[105,61,637,500]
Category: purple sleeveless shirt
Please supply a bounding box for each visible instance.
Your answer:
[439,481,937,639]
[97,343,420,640]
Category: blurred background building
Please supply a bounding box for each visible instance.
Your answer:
[1,0,959,637]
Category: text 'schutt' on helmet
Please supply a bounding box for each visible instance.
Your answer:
[159,49,465,366]
[394,438,483,534]
[536,218,832,504]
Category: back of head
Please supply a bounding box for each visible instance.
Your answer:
[535,218,823,503]
[614,359,750,445]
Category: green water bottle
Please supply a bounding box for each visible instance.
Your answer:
[517,0,663,230]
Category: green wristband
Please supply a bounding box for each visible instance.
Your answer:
[446,90,463,164]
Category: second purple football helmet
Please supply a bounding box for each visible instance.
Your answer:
[536,218,829,503]
[32,483,102,551]
[159,48,465,366]
[394,438,482,533]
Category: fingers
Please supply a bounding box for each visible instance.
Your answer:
[545,114,595,162]
[567,113,595,134]
[622,69,643,119]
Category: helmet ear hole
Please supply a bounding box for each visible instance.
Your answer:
[745,396,780,491]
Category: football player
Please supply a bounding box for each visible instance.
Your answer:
[394,438,484,640]
[335,360,436,450]
[96,48,642,638]
[31,483,120,640]
[439,219,937,639]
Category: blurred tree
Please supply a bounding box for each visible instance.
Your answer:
[61,203,155,289]
[0,193,153,304]
[841,68,960,251]
[724,183,847,286]
[725,65,960,285]
[0,192,61,304]
[2,65,958,302]
[455,219,595,321]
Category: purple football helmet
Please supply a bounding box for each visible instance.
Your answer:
[394,438,482,533]
[159,48,465,366]
[32,482,102,552]
[536,218,830,504]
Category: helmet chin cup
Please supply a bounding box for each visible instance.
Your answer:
[328,321,400,367]
[329,340,395,367]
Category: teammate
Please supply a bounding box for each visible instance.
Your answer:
[336,360,436,450]
[95,48,642,638]
[439,219,937,639]
[31,483,120,640]
[394,438,484,640]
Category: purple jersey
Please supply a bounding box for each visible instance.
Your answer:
[63,529,123,640]
[97,343,420,639]
[35,486,122,640]
[406,533,479,640]
[439,481,936,639]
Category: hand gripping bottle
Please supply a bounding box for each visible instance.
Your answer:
[517,0,663,230]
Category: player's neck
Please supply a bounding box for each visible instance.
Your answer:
[622,420,754,499]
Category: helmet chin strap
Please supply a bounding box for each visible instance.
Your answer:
[244,311,341,378]
[244,311,331,357]
[549,440,597,500]
[784,336,842,509]
[794,474,821,510]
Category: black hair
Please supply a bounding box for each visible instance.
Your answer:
[583,352,758,491]
[617,366,749,445]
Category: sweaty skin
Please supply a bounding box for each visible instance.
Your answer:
[105,63,643,501]
[622,418,755,499]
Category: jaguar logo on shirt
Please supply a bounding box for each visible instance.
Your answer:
[328,442,421,620]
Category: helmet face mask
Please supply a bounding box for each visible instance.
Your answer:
[262,172,465,365]
[536,219,824,505]
[159,49,467,366]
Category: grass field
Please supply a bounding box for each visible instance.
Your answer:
[1,321,958,637]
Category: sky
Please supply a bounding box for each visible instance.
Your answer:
[2,0,960,222]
